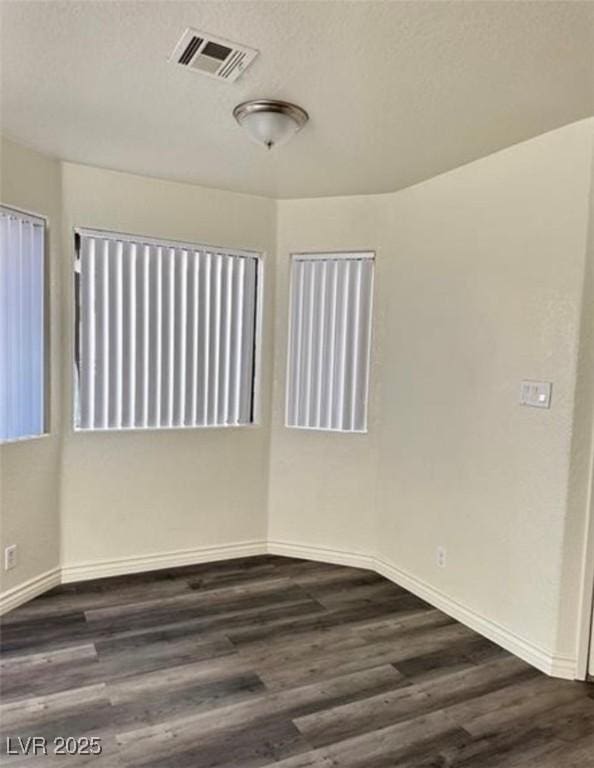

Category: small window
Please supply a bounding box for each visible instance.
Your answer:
[74,229,261,431]
[0,206,46,443]
[286,252,374,433]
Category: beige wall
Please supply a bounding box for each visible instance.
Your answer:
[270,119,594,665]
[59,163,276,569]
[0,137,63,591]
[565,133,594,676]
[2,121,594,677]
[376,120,593,662]
[0,145,276,596]
[269,195,386,557]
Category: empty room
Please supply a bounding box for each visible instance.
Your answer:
[1,1,594,765]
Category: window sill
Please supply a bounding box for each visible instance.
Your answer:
[0,432,50,446]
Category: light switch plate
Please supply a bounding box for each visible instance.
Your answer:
[520,380,552,409]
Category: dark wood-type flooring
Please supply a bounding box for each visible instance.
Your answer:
[1,555,593,767]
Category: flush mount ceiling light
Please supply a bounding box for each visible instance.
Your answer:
[233,99,309,149]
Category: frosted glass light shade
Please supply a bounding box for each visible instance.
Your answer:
[240,110,299,148]
[233,100,309,149]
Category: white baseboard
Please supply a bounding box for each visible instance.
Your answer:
[373,557,576,680]
[267,539,577,680]
[0,538,577,680]
[0,566,61,615]
[61,540,268,583]
[267,540,374,570]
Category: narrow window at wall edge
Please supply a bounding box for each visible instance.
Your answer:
[0,205,47,444]
[285,251,374,434]
[73,228,262,432]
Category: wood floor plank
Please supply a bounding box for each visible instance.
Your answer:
[293,654,535,748]
[226,591,433,646]
[84,578,312,627]
[118,714,310,768]
[314,580,410,611]
[0,579,193,624]
[115,665,406,747]
[509,730,594,768]
[0,683,108,730]
[236,607,451,671]
[0,642,97,671]
[0,644,101,701]
[1,554,592,768]
[187,563,281,591]
[0,611,91,655]
[396,696,594,768]
[464,676,592,737]
[257,621,476,690]
[96,634,236,680]
[289,566,384,590]
[88,596,327,648]
[104,655,254,704]
[315,673,589,768]
[110,671,266,730]
[260,754,335,768]
[393,634,507,683]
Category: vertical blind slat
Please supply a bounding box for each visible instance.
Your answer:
[292,261,305,426]
[350,260,362,431]
[115,240,124,429]
[303,263,316,426]
[202,252,211,426]
[141,245,150,427]
[154,246,163,427]
[165,249,175,427]
[32,223,44,434]
[223,256,233,424]
[15,217,23,435]
[178,250,188,427]
[232,257,245,425]
[127,243,137,427]
[217,255,227,424]
[75,233,258,431]
[84,236,96,429]
[14,220,22,437]
[101,239,110,428]
[212,254,222,426]
[336,261,351,430]
[18,223,28,436]
[314,260,327,429]
[286,254,373,433]
[325,260,339,430]
[6,218,17,438]
[190,252,200,425]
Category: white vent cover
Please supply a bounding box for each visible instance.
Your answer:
[170,28,258,83]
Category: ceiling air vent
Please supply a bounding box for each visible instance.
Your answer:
[170,28,258,83]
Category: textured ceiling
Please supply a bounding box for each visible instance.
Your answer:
[1,1,593,198]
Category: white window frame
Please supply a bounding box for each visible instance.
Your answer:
[73,227,264,433]
[285,250,375,434]
[0,204,48,444]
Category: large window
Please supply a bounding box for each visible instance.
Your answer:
[0,206,46,443]
[286,252,374,433]
[74,229,260,431]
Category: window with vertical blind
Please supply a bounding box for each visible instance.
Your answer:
[0,206,46,443]
[286,252,374,433]
[74,229,261,431]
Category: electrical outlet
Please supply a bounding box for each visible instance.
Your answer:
[436,545,446,568]
[4,544,17,571]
